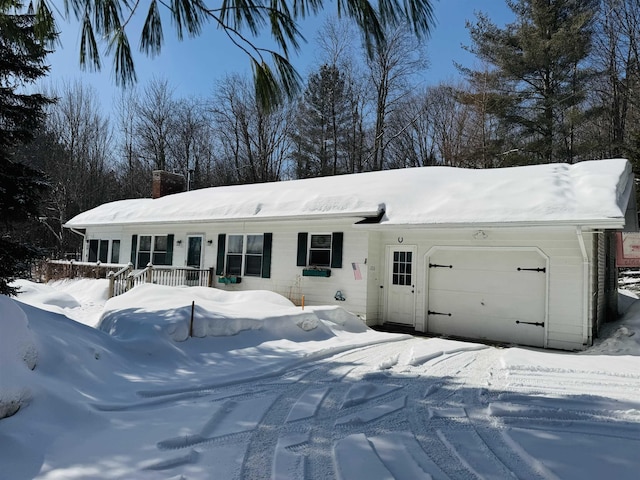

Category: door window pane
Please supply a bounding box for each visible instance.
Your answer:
[187,237,202,268]
[392,250,412,286]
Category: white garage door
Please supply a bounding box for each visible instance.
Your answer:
[427,248,547,348]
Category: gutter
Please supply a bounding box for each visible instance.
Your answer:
[63,209,383,230]
[576,227,591,346]
[354,219,626,230]
[68,227,86,241]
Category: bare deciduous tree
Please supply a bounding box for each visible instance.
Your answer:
[366,27,428,170]
[211,75,293,184]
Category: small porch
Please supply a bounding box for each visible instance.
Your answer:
[38,260,217,298]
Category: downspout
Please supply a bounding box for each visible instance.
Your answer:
[69,227,87,261]
[576,227,590,346]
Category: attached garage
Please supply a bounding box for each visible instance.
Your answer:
[426,248,547,348]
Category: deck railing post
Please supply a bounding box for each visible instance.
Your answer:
[146,263,153,284]
[126,271,134,291]
[107,271,115,298]
[208,267,215,287]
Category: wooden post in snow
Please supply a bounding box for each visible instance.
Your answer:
[190,301,195,337]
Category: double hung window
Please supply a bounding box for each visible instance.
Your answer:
[216,233,272,278]
[225,234,264,276]
[296,232,343,269]
[132,234,174,268]
[309,234,332,266]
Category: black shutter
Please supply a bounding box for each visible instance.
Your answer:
[262,233,273,278]
[216,234,226,275]
[296,232,308,266]
[130,235,138,265]
[331,232,343,268]
[166,234,174,265]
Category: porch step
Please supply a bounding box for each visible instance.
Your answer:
[372,322,417,335]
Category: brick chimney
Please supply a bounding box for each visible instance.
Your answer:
[152,170,185,199]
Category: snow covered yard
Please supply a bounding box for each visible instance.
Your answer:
[2,280,640,479]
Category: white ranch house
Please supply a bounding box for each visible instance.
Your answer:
[65,159,636,351]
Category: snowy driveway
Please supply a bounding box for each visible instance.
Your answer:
[4,282,640,479]
[30,338,640,480]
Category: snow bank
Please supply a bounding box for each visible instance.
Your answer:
[0,296,38,419]
[13,279,109,327]
[12,279,81,309]
[586,291,640,355]
[98,284,366,342]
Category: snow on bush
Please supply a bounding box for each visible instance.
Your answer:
[0,296,38,419]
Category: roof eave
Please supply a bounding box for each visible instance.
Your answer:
[353,218,627,230]
[63,209,382,229]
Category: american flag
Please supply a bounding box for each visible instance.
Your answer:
[352,263,362,280]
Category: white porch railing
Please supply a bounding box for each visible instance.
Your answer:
[40,260,216,298]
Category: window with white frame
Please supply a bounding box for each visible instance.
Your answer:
[225,234,264,276]
[216,233,272,279]
[134,234,173,268]
[245,235,264,276]
[88,239,120,263]
[296,232,343,269]
[309,234,332,266]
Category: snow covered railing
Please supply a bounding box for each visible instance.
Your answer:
[41,259,128,283]
[40,260,216,298]
[107,263,134,298]
[109,264,216,298]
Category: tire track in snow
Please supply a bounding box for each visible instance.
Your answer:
[101,336,640,480]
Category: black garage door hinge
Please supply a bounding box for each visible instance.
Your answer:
[429,263,453,269]
[516,320,545,327]
[428,310,452,316]
[517,267,546,273]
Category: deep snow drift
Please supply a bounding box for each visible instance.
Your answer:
[2,281,640,479]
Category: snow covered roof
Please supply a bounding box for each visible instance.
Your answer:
[65,159,634,229]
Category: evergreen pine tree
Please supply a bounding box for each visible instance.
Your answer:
[0,1,54,295]
[464,0,598,163]
[292,65,351,178]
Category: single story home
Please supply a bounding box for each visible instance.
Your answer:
[64,159,637,351]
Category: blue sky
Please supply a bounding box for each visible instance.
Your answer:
[45,1,514,113]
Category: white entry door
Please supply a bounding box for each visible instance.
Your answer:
[385,246,417,325]
[427,248,547,347]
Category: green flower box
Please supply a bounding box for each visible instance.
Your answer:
[302,268,331,277]
[218,276,241,284]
